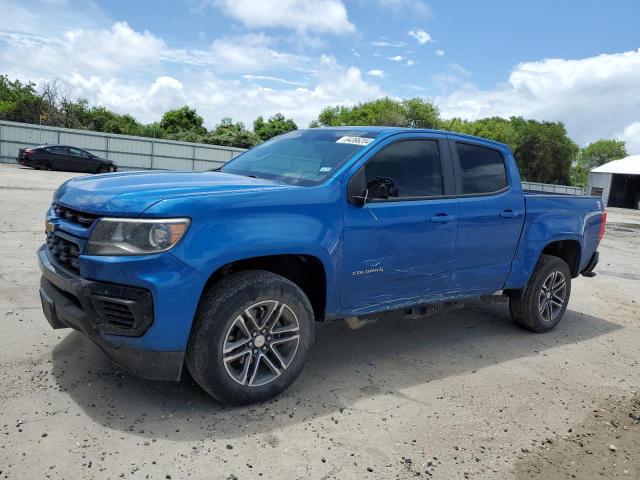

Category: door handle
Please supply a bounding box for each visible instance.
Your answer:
[430,214,455,223]
[500,210,520,218]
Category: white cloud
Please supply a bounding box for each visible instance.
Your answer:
[389,55,403,62]
[64,22,165,72]
[242,75,307,86]
[377,0,429,14]
[165,33,309,73]
[0,27,309,76]
[435,49,445,57]
[0,0,106,33]
[181,55,384,127]
[437,49,640,145]
[0,11,385,128]
[405,59,416,66]
[408,29,432,44]
[0,22,165,75]
[617,122,640,154]
[67,74,187,121]
[367,69,385,77]
[372,40,406,48]
[211,0,355,34]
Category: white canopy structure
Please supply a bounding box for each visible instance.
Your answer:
[588,155,640,208]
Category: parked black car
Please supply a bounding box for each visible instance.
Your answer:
[17,145,118,173]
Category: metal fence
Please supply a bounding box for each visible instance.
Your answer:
[0,120,246,171]
[522,181,585,196]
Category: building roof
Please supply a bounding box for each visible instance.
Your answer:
[591,155,640,174]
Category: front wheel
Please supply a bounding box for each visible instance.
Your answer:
[186,270,315,405]
[509,254,571,332]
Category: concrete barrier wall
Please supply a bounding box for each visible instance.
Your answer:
[0,120,246,171]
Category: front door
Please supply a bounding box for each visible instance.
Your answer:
[45,146,68,170]
[341,134,459,314]
[68,147,94,172]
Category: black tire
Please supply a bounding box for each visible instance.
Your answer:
[97,165,109,174]
[186,270,315,405]
[509,254,572,332]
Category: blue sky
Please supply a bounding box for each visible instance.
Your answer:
[1,0,639,151]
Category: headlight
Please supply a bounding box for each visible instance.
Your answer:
[85,218,190,256]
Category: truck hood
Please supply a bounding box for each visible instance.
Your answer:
[54,170,290,215]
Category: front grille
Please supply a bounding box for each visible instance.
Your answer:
[46,232,81,273]
[52,203,99,228]
[91,296,137,329]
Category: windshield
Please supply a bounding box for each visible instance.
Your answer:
[220,129,380,186]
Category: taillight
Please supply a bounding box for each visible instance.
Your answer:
[598,211,607,242]
[23,148,33,156]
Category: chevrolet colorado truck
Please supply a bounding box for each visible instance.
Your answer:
[38,127,605,405]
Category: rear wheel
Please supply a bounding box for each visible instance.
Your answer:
[186,270,315,405]
[509,254,571,332]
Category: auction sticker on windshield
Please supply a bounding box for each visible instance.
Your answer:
[336,136,374,146]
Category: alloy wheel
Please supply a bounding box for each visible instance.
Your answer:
[222,300,300,387]
[538,271,567,322]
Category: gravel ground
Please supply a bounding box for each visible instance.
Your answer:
[0,163,638,479]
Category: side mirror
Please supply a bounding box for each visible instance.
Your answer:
[348,168,368,206]
[368,176,398,200]
[369,180,390,200]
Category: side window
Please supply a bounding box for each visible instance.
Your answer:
[47,146,66,154]
[364,140,443,199]
[69,147,90,158]
[455,143,507,194]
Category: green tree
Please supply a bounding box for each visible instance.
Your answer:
[401,98,442,129]
[510,117,578,185]
[0,75,46,124]
[160,106,206,135]
[140,122,167,139]
[253,113,297,141]
[449,117,517,147]
[82,106,145,136]
[315,97,441,129]
[204,117,259,148]
[570,139,627,188]
[578,139,627,169]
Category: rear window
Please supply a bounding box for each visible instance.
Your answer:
[456,143,507,194]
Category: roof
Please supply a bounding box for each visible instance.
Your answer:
[305,126,510,149]
[591,155,640,175]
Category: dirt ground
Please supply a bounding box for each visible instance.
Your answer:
[0,163,638,479]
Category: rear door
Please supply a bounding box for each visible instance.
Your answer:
[341,133,459,312]
[44,146,68,169]
[449,138,525,293]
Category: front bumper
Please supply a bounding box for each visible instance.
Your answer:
[38,246,184,381]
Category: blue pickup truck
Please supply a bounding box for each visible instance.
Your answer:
[38,127,606,404]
